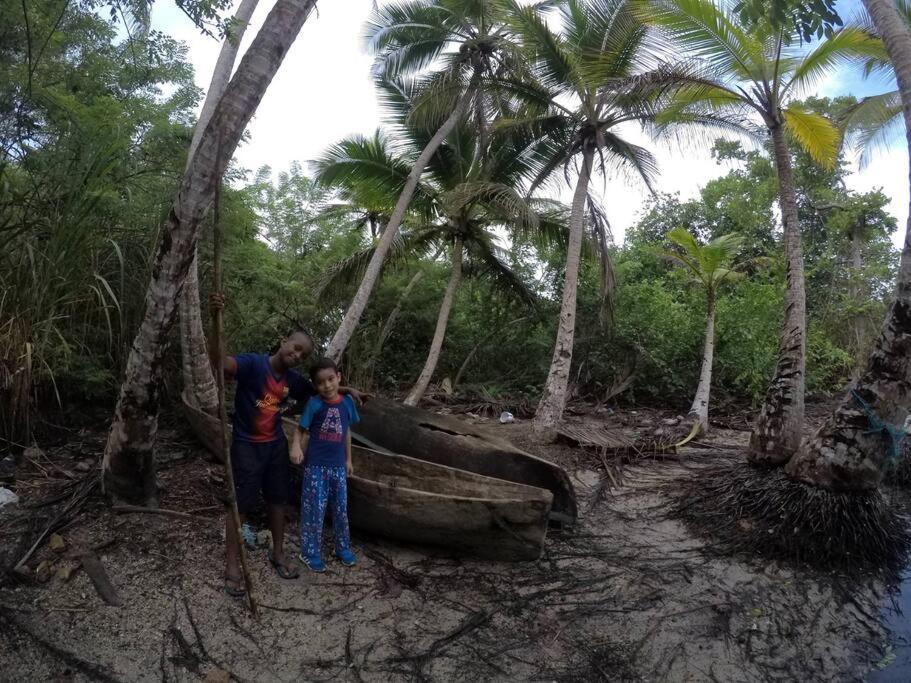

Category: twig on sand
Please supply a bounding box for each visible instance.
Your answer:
[112,505,202,521]
[0,607,122,682]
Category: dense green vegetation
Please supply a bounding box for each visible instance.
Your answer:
[0,0,902,445]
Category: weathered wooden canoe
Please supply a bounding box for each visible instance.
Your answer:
[181,393,554,561]
[353,398,577,525]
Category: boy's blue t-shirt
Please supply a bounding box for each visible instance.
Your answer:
[298,395,360,467]
[232,353,315,443]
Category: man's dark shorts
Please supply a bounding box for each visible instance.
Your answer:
[231,439,289,514]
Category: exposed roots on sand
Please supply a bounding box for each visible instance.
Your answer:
[674,459,910,575]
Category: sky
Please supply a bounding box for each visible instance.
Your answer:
[150,0,909,247]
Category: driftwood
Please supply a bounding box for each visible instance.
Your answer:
[80,553,122,606]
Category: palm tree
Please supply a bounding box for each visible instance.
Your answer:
[663,228,744,437]
[317,122,553,406]
[505,0,670,432]
[643,0,883,463]
[179,0,261,418]
[103,0,319,505]
[325,0,529,362]
[783,0,911,492]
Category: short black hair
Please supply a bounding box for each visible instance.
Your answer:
[309,357,339,382]
[285,326,313,345]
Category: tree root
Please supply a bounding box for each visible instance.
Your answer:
[673,460,910,576]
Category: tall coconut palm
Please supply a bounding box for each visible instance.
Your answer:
[325,0,529,362]
[317,122,555,406]
[642,0,883,463]
[663,228,744,437]
[783,0,911,492]
[103,0,318,505]
[178,0,261,418]
[505,0,670,432]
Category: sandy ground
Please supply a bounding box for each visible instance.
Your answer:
[0,409,900,682]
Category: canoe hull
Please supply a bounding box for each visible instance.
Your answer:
[181,393,552,561]
[354,398,577,525]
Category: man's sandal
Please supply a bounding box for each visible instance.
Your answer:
[268,551,300,579]
[225,573,246,597]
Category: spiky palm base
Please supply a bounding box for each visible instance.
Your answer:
[675,460,909,575]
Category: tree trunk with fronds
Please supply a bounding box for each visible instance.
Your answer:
[103,0,318,505]
[325,70,481,363]
[405,237,463,406]
[534,146,594,432]
[179,0,260,416]
[749,124,807,465]
[784,0,911,492]
[689,289,716,435]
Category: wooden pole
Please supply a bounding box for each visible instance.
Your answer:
[212,140,257,615]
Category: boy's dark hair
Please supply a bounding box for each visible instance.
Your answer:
[309,357,339,382]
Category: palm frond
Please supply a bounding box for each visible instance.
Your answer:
[785,26,886,97]
[781,106,840,169]
[840,90,903,167]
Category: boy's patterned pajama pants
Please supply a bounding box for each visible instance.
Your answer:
[300,465,351,560]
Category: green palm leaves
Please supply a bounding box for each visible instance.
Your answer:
[642,0,883,168]
[663,228,744,293]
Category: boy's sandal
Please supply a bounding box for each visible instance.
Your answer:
[225,573,246,597]
[268,551,300,579]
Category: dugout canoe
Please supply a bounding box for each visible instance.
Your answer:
[353,398,577,525]
[181,392,554,561]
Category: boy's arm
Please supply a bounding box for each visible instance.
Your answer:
[290,427,309,465]
[344,430,353,476]
[339,385,369,407]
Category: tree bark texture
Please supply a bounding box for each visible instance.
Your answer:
[405,237,463,406]
[179,0,260,416]
[325,69,481,363]
[749,124,807,465]
[784,0,911,492]
[534,146,595,431]
[689,290,716,434]
[102,0,319,504]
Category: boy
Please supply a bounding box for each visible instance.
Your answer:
[290,357,359,572]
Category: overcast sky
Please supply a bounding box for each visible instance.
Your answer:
[151,0,908,247]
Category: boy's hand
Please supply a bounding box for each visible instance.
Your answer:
[289,444,303,465]
[343,387,370,407]
[209,292,226,311]
[346,461,353,477]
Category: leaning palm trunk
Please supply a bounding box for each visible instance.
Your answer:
[103,0,318,505]
[534,146,595,431]
[783,0,911,492]
[749,124,807,465]
[178,0,260,416]
[688,290,716,435]
[404,237,463,406]
[325,70,481,363]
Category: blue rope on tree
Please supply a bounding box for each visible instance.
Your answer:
[850,390,907,460]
